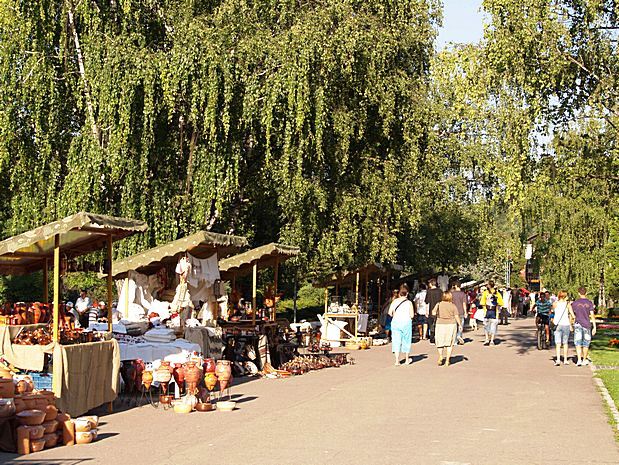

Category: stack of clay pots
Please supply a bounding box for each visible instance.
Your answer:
[73,416,99,445]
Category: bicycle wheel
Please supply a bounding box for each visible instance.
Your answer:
[537,326,543,350]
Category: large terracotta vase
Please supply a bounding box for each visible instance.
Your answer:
[215,360,232,391]
[183,361,202,395]
[204,372,217,392]
[173,364,185,389]
[134,359,145,392]
[203,358,216,374]
[155,361,173,394]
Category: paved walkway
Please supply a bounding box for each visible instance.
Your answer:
[2,319,618,465]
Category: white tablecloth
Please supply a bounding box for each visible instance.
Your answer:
[118,339,201,362]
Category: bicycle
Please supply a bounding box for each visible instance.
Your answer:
[536,314,551,350]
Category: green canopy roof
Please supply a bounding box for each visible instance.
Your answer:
[109,230,248,278]
[219,242,300,277]
[0,212,148,275]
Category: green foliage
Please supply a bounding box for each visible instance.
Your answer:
[590,330,619,367]
[0,273,45,303]
[277,283,324,321]
[63,272,115,303]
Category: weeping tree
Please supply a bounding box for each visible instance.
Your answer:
[0,0,440,276]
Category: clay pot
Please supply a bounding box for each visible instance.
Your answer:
[142,371,153,390]
[22,395,37,410]
[23,424,45,439]
[183,361,201,395]
[38,390,56,406]
[0,398,16,418]
[15,380,28,396]
[195,402,214,412]
[80,415,98,429]
[42,420,59,434]
[31,438,46,452]
[204,372,217,391]
[44,405,58,422]
[172,363,185,387]
[33,306,42,324]
[31,395,47,411]
[215,360,232,391]
[43,432,58,448]
[0,379,13,397]
[173,402,192,414]
[16,409,46,426]
[73,418,91,433]
[75,431,94,445]
[203,358,216,373]
[13,395,26,413]
[154,362,172,384]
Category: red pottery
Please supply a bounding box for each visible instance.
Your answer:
[173,364,185,387]
[203,358,216,373]
[183,361,202,395]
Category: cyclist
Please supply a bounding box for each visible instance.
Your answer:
[533,291,552,345]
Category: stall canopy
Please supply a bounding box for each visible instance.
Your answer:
[108,230,248,279]
[219,242,300,322]
[315,262,403,288]
[0,212,148,276]
[219,242,300,278]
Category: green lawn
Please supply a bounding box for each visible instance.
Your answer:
[598,370,619,409]
[590,329,619,367]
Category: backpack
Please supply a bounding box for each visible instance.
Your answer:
[486,291,498,309]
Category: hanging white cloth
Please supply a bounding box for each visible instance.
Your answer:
[187,253,220,288]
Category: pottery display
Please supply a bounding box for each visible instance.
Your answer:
[38,390,55,406]
[42,420,59,434]
[154,362,172,384]
[13,395,26,413]
[22,395,36,410]
[75,430,95,445]
[74,418,91,433]
[15,380,28,395]
[195,402,214,412]
[0,379,13,397]
[0,398,15,418]
[216,400,236,412]
[43,432,59,448]
[30,438,46,452]
[16,409,46,426]
[183,361,201,395]
[172,363,185,388]
[204,372,217,391]
[80,415,98,429]
[173,402,192,414]
[159,394,174,407]
[23,424,45,440]
[203,358,216,373]
[215,360,232,391]
[142,370,153,390]
[31,395,47,411]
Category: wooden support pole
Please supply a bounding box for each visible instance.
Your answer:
[355,272,360,306]
[378,273,382,320]
[252,262,257,326]
[124,277,130,318]
[53,235,60,343]
[364,269,369,311]
[232,273,236,292]
[324,287,328,313]
[43,259,49,303]
[106,235,113,333]
[272,257,279,321]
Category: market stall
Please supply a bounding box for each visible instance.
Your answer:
[106,230,248,361]
[0,212,147,417]
[218,243,300,369]
[315,263,402,345]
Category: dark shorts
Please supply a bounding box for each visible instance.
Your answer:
[416,315,427,325]
[538,314,549,325]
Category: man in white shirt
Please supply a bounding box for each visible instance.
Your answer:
[75,290,91,328]
[414,284,429,340]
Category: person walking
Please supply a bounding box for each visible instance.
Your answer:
[425,278,443,343]
[413,284,429,340]
[479,281,503,346]
[569,287,597,366]
[552,290,572,366]
[381,290,399,342]
[431,291,462,366]
[451,280,468,345]
[388,284,415,365]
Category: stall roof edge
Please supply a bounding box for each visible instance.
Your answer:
[0,212,147,275]
[108,230,249,278]
[218,242,300,276]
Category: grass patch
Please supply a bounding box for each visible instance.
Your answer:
[590,329,619,367]
[596,370,619,441]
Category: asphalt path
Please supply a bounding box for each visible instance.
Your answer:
[1,318,618,465]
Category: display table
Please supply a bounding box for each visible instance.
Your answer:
[184,326,224,358]
[322,312,359,342]
[0,323,52,371]
[117,339,201,362]
[52,339,120,417]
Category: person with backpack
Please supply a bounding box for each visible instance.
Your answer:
[479,281,504,346]
[388,284,415,365]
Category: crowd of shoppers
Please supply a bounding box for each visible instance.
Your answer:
[382,277,599,368]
